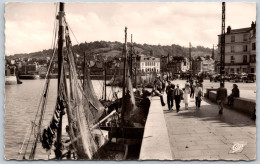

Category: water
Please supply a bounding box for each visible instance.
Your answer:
[5,79,256,159]
[4,79,120,160]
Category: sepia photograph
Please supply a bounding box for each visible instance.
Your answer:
[4,1,256,161]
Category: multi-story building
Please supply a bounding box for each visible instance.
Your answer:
[136,54,160,73]
[216,21,256,74]
[192,56,215,74]
[160,54,171,73]
[167,56,190,74]
[249,23,256,73]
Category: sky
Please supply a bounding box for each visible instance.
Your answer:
[4,2,256,56]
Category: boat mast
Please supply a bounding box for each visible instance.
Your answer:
[130,34,133,79]
[56,2,65,160]
[83,52,87,89]
[121,27,128,126]
[104,58,107,101]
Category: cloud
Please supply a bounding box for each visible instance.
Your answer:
[4,2,256,55]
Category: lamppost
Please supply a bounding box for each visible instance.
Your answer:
[220,2,226,87]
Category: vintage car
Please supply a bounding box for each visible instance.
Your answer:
[233,74,247,82]
[210,74,221,82]
[242,73,256,83]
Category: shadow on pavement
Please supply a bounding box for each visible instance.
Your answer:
[163,97,255,128]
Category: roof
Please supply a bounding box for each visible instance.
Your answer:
[230,27,251,34]
[218,27,251,36]
[140,55,160,62]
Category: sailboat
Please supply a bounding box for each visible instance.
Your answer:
[17,2,148,160]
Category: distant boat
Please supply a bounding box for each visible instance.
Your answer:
[5,65,22,85]
[5,76,17,85]
[19,74,40,80]
[39,74,58,79]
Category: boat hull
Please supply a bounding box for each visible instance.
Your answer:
[19,75,40,80]
[5,76,17,85]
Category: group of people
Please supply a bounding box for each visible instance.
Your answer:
[216,83,240,114]
[152,76,203,113]
[151,76,240,115]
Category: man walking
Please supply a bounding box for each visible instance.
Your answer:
[173,84,183,112]
[153,78,165,106]
[194,83,202,109]
[166,81,175,110]
[216,82,227,114]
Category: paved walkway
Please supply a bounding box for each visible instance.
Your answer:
[163,95,256,160]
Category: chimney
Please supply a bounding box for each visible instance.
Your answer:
[227,26,231,34]
[251,21,255,29]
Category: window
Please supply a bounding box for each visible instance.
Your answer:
[231,56,235,63]
[243,45,247,52]
[243,34,248,41]
[252,42,256,50]
[243,55,247,63]
[231,46,236,53]
[250,55,256,63]
[230,68,234,73]
[237,68,240,73]
[231,35,235,42]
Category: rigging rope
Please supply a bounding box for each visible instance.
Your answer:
[18,3,59,159]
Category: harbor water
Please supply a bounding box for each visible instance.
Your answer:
[4,79,121,160]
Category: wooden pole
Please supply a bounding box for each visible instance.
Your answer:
[130,34,133,79]
[121,27,127,126]
[104,60,107,101]
[56,2,65,160]
[220,2,226,87]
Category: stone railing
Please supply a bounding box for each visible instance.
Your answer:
[208,91,256,117]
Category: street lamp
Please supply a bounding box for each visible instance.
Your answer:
[220,2,226,87]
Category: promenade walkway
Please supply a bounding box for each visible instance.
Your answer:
[164,96,256,160]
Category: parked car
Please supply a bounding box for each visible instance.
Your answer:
[210,74,221,82]
[234,74,247,82]
[242,73,256,83]
[224,75,231,81]
[229,73,238,82]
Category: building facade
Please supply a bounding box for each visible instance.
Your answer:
[167,56,190,74]
[192,56,215,74]
[216,21,256,74]
[160,55,169,73]
[136,55,160,73]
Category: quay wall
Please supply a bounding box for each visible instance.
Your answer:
[208,90,256,116]
[139,97,173,160]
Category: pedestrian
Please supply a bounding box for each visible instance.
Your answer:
[153,77,165,106]
[156,76,163,93]
[173,84,183,112]
[190,81,194,98]
[183,83,191,110]
[227,84,240,106]
[166,81,174,110]
[216,82,227,114]
[194,83,202,109]
[162,79,166,95]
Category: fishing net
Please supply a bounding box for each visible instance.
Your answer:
[83,66,104,125]
[65,43,99,159]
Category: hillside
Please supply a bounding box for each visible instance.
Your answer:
[6,41,217,61]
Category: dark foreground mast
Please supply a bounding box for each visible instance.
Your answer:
[55,2,65,160]
[121,27,128,126]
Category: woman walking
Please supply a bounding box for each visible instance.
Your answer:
[183,83,191,109]
[190,81,195,98]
